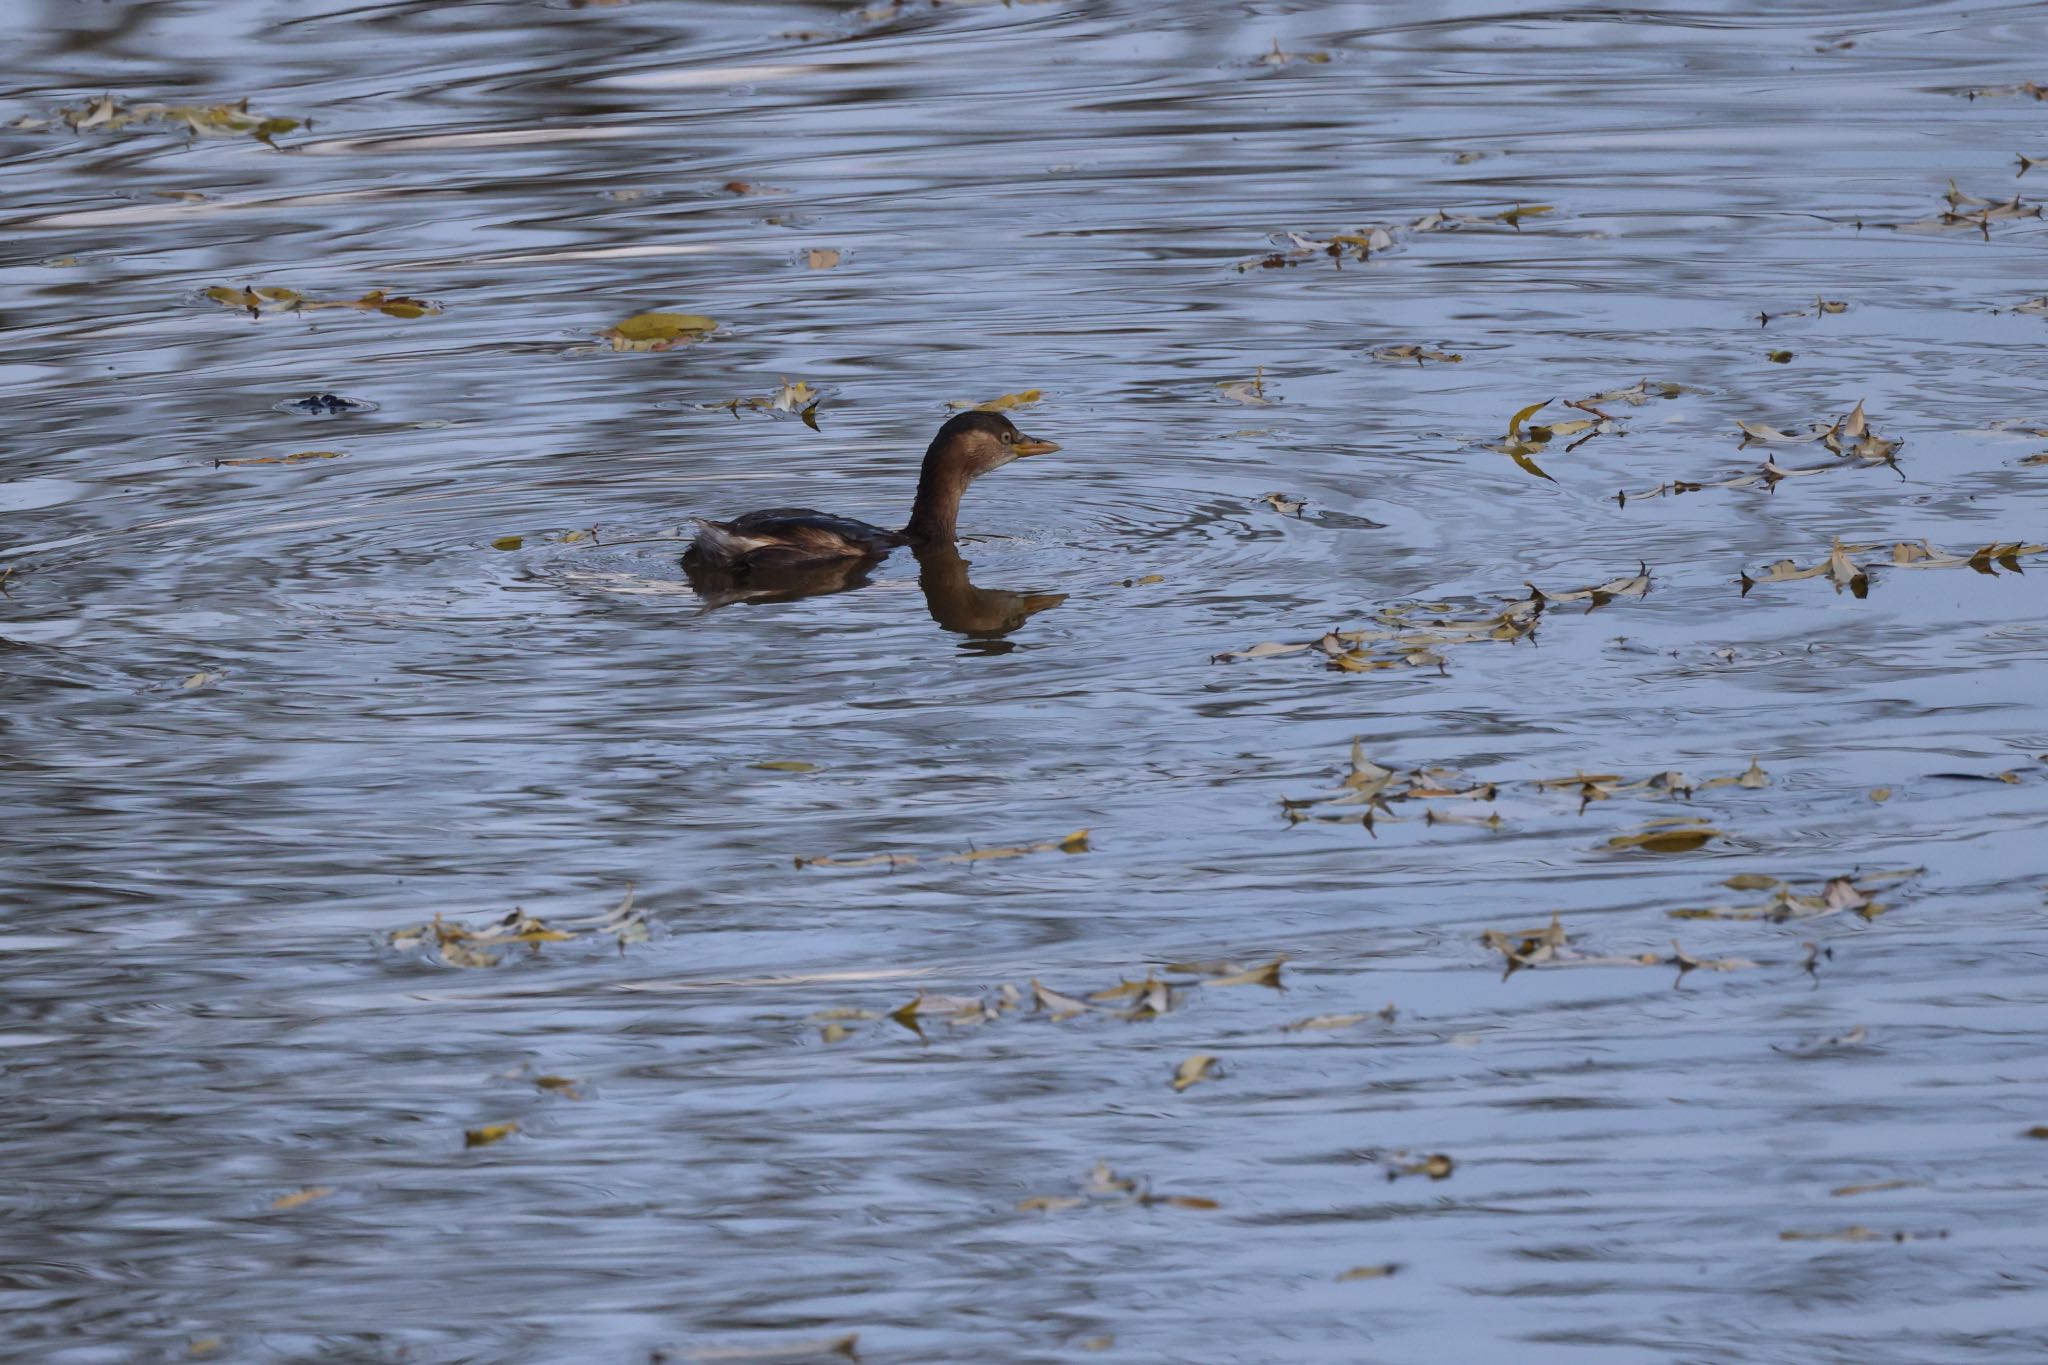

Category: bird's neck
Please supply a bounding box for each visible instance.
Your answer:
[903,459,967,543]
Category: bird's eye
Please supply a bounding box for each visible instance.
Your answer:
[1001,430,1014,443]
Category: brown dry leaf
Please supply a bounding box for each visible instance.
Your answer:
[1832,1179,1922,1197]
[1373,344,1462,365]
[1260,493,1307,516]
[1724,873,1781,891]
[1139,1193,1221,1210]
[464,1121,519,1149]
[751,760,817,773]
[534,1075,584,1100]
[269,1186,334,1211]
[677,1333,860,1363]
[1335,1263,1401,1281]
[804,247,840,270]
[793,851,917,869]
[1171,1054,1219,1092]
[605,311,716,352]
[1768,350,1795,364]
[1390,1153,1455,1181]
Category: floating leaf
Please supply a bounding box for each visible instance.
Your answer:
[1335,1264,1401,1281]
[1016,1194,1086,1212]
[464,1121,519,1149]
[217,450,345,467]
[1171,1054,1219,1092]
[1203,956,1286,989]
[1260,492,1307,516]
[491,536,524,551]
[1373,344,1461,365]
[1390,1153,1455,1181]
[1030,980,1095,1021]
[1607,823,1721,853]
[804,247,840,270]
[1216,369,1270,405]
[605,311,716,352]
[751,760,817,773]
[269,1186,334,1211]
[1832,1179,1923,1197]
[946,390,1043,412]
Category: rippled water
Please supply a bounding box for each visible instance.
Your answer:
[6,1,2048,1360]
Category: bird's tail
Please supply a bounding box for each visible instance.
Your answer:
[688,518,771,568]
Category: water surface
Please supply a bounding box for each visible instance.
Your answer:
[5,1,2048,1361]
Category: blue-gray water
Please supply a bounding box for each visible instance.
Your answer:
[4,2,2048,1361]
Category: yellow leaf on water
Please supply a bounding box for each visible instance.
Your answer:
[269,1186,334,1211]
[820,1023,853,1044]
[1870,786,1892,803]
[1607,826,1721,853]
[1507,398,1552,439]
[605,311,716,351]
[491,536,523,551]
[947,390,1043,412]
[805,247,841,270]
[464,1121,519,1148]
[179,672,220,690]
[1171,1054,1219,1092]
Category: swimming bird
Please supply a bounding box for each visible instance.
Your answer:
[683,410,1058,572]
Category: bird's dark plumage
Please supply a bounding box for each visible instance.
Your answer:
[683,411,1058,575]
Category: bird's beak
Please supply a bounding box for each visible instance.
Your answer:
[1012,434,1060,457]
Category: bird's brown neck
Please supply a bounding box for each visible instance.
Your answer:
[903,457,968,543]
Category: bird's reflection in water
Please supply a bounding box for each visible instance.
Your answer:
[682,542,1065,650]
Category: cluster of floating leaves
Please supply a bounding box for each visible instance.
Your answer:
[203,286,439,320]
[388,888,649,968]
[1282,740,1768,835]
[1237,205,1553,271]
[703,378,823,429]
[1620,399,1901,504]
[1490,379,1686,480]
[1214,565,1651,673]
[794,829,1089,870]
[807,955,1292,1046]
[1669,868,1923,923]
[1903,181,2042,238]
[17,94,300,145]
[1740,537,2047,598]
[1481,913,1759,981]
[1017,1160,1220,1214]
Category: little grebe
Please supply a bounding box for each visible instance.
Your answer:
[683,410,1058,571]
